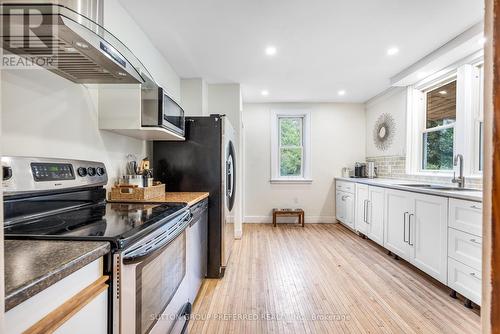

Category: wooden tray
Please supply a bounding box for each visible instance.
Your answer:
[108,183,165,202]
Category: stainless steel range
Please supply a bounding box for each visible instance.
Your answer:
[2,156,193,334]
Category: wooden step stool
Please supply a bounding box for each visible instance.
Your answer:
[272,208,305,227]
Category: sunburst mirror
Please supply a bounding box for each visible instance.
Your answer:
[373,113,395,151]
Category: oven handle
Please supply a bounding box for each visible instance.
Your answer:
[122,210,192,264]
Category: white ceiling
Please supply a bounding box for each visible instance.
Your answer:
[119,0,484,103]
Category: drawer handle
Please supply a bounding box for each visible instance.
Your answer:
[470,238,482,245]
[470,272,481,280]
[470,204,481,210]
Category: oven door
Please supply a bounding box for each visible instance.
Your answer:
[159,88,185,137]
[117,209,192,334]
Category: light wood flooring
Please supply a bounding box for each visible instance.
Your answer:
[189,223,480,334]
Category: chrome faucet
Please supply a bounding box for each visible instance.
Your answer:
[452,154,465,188]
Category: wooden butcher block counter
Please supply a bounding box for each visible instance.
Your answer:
[148,192,209,206]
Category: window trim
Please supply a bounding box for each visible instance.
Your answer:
[270,109,312,183]
[406,59,484,177]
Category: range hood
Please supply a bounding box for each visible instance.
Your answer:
[1,0,153,84]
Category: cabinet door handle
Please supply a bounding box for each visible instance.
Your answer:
[363,199,366,223]
[408,214,414,246]
[470,204,481,210]
[470,272,481,280]
[470,238,482,245]
[403,212,406,242]
[366,200,370,224]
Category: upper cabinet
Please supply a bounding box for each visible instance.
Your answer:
[98,85,185,141]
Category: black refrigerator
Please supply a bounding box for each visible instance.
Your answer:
[153,114,236,278]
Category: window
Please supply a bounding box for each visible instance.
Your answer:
[422,80,456,171]
[279,117,303,177]
[407,58,484,177]
[271,110,311,183]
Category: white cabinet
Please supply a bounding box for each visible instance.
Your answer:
[448,258,482,305]
[367,186,385,246]
[335,181,355,230]
[5,258,108,334]
[355,184,369,234]
[448,228,482,271]
[447,198,482,305]
[336,190,346,222]
[449,199,482,236]
[410,192,448,283]
[384,189,448,283]
[384,189,412,260]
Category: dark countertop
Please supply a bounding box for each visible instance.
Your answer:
[4,240,110,311]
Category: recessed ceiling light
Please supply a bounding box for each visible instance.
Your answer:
[439,90,447,95]
[337,90,346,96]
[478,37,486,46]
[387,47,399,56]
[261,90,269,96]
[265,46,277,56]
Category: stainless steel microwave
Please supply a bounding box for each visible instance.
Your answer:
[142,86,185,137]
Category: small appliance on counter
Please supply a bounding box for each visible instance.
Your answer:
[353,162,367,178]
[367,161,377,179]
[341,167,351,178]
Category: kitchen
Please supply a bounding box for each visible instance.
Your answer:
[0,0,498,333]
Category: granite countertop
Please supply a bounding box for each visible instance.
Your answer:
[4,240,110,311]
[335,177,483,202]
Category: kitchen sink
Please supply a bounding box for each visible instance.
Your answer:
[397,184,481,192]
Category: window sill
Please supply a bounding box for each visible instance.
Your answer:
[270,178,313,184]
[408,170,454,177]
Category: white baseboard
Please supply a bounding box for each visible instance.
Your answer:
[243,215,337,224]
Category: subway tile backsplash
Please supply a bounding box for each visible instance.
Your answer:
[366,155,483,189]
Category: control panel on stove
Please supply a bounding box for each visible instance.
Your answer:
[2,156,108,195]
[31,163,75,181]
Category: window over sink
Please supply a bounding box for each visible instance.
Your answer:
[407,58,484,177]
[271,110,312,183]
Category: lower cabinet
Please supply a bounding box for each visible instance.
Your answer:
[337,191,355,229]
[355,184,369,234]
[5,258,108,334]
[448,198,483,304]
[367,186,385,246]
[356,185,385,246]
[338,179,483,304]
[448,257,482,305]
[384,189,448,284]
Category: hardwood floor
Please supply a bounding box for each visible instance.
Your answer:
[189,224,480,333]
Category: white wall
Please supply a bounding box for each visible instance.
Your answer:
[207,84,242,129]
[180,78,208,116]
[1,0,180,188]
[243,103,366,223]
[104,0,180,102]
[365,87,407,158]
